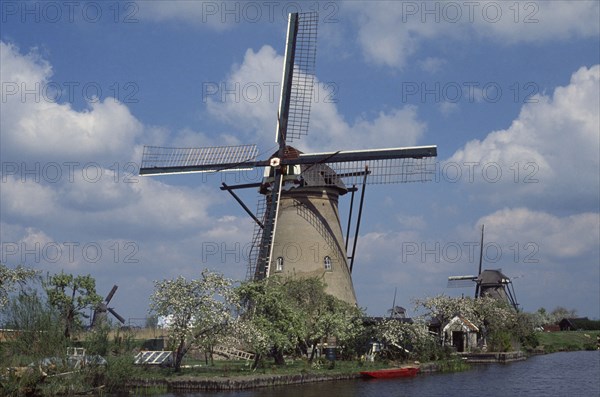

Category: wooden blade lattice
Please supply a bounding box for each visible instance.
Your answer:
[140,145,260,174]
[288,145,437,186]
[332,156,436,185]
[247,195,267,280]
[286,12,318,142]
[447,277,478,288]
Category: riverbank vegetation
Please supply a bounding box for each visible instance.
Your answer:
[1,263,597,395]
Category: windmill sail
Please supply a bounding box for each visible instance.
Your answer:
[447,275,478,288]
[276,12,318,144]
[108,307,126,324]
[140,144,260,175]
[105,285,118,304]
[300,147,437,185]
[247,196,267,279]
[475,224,485,298]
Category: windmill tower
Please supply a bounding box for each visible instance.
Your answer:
[447,225,519,310]
[91,285,126,327]
[140,13,438,305]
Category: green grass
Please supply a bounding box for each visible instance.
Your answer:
[536,330,599,353]
[133,358,392,380]
[435,357,470,373]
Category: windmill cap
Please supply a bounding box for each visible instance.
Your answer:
[270,146,348,193]
[478,269,511,284]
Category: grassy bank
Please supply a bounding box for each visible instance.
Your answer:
[124,358,466,392]
[120,359,386,393]
[120,354,475,392]
[133,359,390,380]
[535,330,599,353]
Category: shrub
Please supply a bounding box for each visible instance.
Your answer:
[488,330,512,352]
[104,354,136,392]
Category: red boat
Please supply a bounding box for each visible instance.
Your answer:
[360,366,420,379]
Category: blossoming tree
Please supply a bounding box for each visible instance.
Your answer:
[149,269,238,371]
[0,263,38,309]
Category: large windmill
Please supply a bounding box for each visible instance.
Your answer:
[447,225,519,310]
[140,13,437,305]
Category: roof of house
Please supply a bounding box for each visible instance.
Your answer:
[559,317,590,328]
[443,315,479,333]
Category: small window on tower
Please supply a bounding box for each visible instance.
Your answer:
[276,257,284,272]
[324,256,332,271]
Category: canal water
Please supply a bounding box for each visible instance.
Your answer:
[159,350,599,397]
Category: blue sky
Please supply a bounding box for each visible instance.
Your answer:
[1,1,599,323]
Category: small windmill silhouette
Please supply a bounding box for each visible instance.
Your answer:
[91,285,126,327]
[448,225,519,310]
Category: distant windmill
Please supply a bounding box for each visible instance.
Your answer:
[139,13,437,305]
[447,225,519,310]
[91,285,126,327]
[388,287,406,319]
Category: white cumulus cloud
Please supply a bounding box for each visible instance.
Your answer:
[449,65,600,211]
[478,208,600,261]
[342,1,599,68]
[0,41,143,164]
